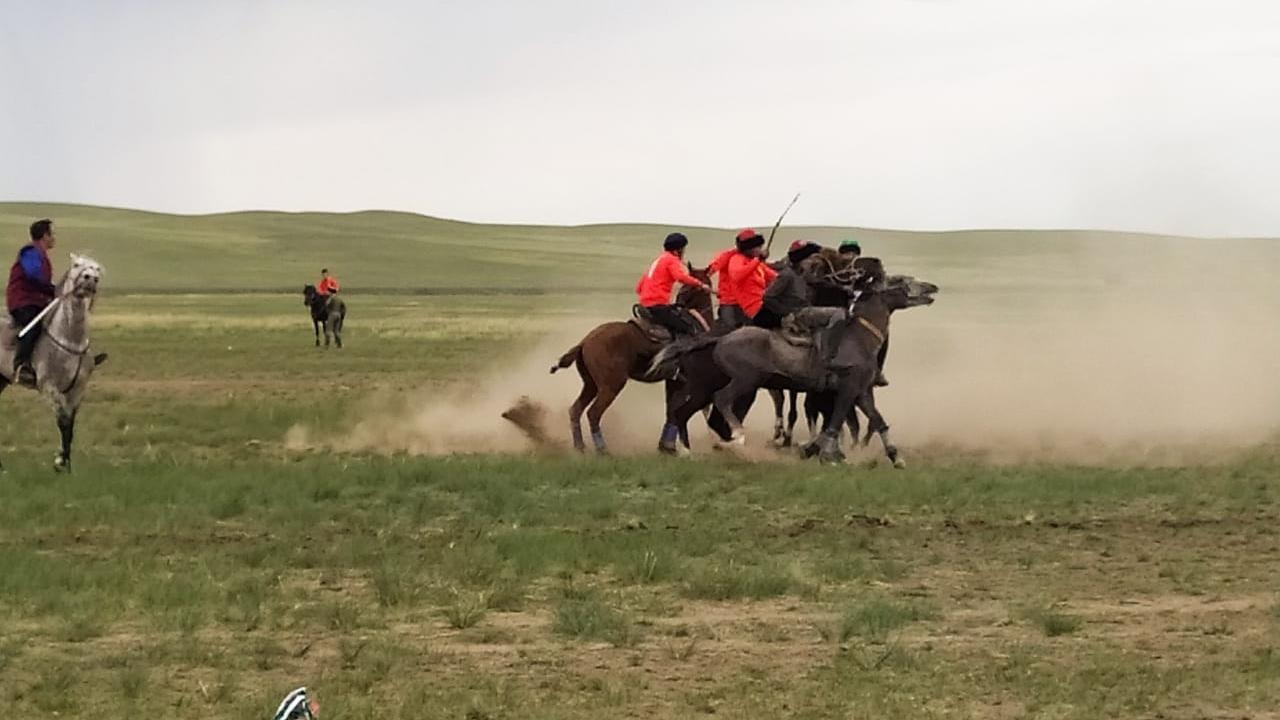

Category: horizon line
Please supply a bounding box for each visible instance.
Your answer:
[0,199,1272,241]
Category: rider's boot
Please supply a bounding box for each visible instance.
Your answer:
[13,333,36,387]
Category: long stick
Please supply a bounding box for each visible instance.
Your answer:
[763,192,801,256]
[18,298,59,338]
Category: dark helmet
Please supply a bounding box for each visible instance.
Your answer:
[663,232,689,251]
[838,240,861,256]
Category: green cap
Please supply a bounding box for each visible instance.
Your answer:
[839,240,861,254]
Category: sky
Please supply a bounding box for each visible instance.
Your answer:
[2,0,1280,235]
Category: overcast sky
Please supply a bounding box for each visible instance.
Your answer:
[2,0,1279,235]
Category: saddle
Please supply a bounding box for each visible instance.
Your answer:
[777,315,815,348]
[628,315,673,345]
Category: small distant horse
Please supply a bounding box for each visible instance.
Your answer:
[303,285,346,349]
[548,265,714,454]
[0,254,108,472]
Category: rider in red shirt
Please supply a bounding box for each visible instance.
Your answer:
[316,268,340,296]
[636,233,711,335]
[706,243,743,329]
[725,229,777,319]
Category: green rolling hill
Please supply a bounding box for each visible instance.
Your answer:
[0,202,1273,294]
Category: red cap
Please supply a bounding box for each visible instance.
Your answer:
[736,228,758,242]
[788,240,808,252]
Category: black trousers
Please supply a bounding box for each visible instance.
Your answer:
[646,305,699,335]
[752,307,784,329]
[717,304,747,330]
[10,306,42,365]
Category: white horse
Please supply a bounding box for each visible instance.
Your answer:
[0,254,107,472]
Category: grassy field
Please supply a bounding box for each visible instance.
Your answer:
[0,205,1278,718]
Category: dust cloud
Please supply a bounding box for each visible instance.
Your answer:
[287,236,1280,466]
[284,328,709,457]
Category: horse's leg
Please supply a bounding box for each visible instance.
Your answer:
[768,389,786,447]
[711,376,756,444]
[858,391,904,468]
[783,390,800,447]
[668,385,713,455]
[0,378,7,472]
[585,378,624,455]
[54,406,76,473]
[660,379,692,454]
[568,357,597,453]
[332,316,343,349]
[816,386,857,464]
[313,319,321,347]
[804,393,820,443]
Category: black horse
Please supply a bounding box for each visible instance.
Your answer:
[303,285,346,349]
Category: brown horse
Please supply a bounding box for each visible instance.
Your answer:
[550,266,714,453]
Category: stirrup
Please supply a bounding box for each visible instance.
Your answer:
[16,364,36,387]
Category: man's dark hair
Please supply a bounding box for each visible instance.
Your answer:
[321,268,329,274]
[30,219,53,241]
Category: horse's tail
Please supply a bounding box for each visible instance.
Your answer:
[550,344,582,374]
[646,334,719,381]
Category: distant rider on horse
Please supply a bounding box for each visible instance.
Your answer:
[636,233,713,336]
[316,268,340,298]
[7,219,58,386]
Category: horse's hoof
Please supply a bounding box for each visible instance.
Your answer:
[53,456,69,473]
[657,443,679,456]
[892,457,907,470]
[819,451,846,465]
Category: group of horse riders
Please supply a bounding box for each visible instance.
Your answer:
[635,228,887,385]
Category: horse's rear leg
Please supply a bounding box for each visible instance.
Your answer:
[313,320,321,347]
[585,379,625,455]
[664,386,713,455]
[332,318,343,349]
[660,379,692,455]
[768,389,786,446]
[54,407,75,473]
[568,358,597,453]
[0,379,7,472]
[784,390,800,447]
[712,378,757,444]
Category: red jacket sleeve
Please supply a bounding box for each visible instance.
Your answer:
[707,250,731,276]
[670,258,702,288]
[761,264,779,284]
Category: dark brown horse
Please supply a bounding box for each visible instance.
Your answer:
[550,265,714,453]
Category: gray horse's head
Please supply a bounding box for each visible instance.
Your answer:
[885,274,939,308]
[63,254,103,301]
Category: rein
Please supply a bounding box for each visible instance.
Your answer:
[856,316,886,346]
[39,294,93,395]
